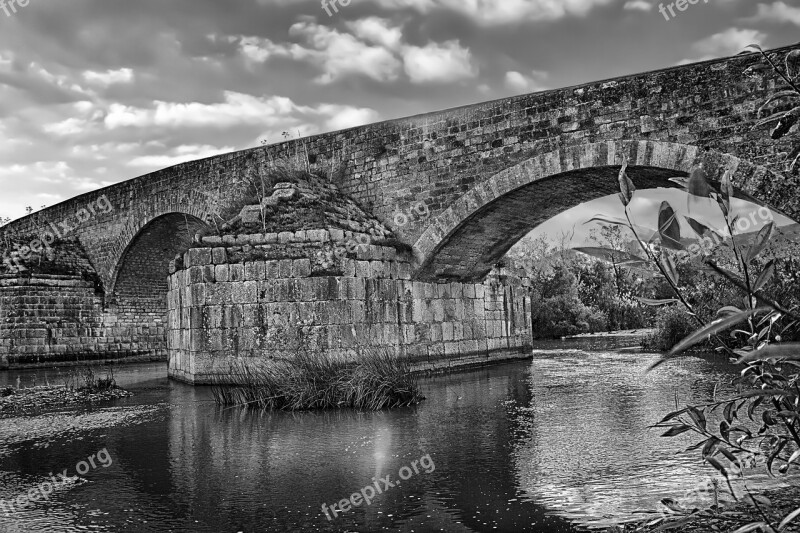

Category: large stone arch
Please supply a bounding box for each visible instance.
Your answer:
[412,140,793,282]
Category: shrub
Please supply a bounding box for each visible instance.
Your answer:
[642,305,697,351]
[531,294,607,339]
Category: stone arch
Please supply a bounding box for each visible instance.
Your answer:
[412,140,792,282]
[107,212,210,358]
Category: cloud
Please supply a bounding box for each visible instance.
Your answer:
[228,19,478,86]
[82,68,134,87]
[745,1,800,26]
[504,70,549,93]
[679,28,766,64]
[126,144,235,168]
[375,0,616,25]
[403,40,478,84]
[623,0,652,11]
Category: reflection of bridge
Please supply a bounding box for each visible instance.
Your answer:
[1,45,799,381]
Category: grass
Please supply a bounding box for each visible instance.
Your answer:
[211,348,423,411]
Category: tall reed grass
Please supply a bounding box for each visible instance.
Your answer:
[211,348,422,411]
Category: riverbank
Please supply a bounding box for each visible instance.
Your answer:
[616,485,800,532]
[0,384,132,418]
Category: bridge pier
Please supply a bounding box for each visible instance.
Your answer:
[167,231,533,384]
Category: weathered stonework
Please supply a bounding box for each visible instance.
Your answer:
[1,45,799,371]
[167,236,532,384]
[0,274,165,367]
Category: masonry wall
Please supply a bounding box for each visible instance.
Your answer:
[1,45,798,294]
[166,237,532,384]
[0,274,166,367]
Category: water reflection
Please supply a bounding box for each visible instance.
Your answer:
[0,343,789,532]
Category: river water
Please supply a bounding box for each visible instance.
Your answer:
[0,338,793,532]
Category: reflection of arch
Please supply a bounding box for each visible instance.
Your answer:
[412,140,790,283]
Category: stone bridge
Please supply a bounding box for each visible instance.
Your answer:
[1,44,799,381]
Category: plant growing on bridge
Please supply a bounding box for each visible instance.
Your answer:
[593,162,800,532]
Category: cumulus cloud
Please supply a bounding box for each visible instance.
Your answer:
[745,1,800,26]
[82,68,134,86]
[504,70,549,93]
[375,0,615,25]
[127,144,235,168]
[403,40,478,83]
[228,19,478,85]
[623,0,652,11]
[679,28,766,64]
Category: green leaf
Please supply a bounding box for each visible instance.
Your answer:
[635,297,679,307]
[649,308,768,370]
[687,406,706,431]
[746,222,775,263]
[705,456,729,478]
[717,306,744,318]
[656,408,687,425]
[687,167,712,198]
[730,523,770,533]
[584,215,629,227]
[702,437,720,458]
[684,216,724,241]
[618,160,635,206]
[661,424,693,437]
[658,201,684,251]
[716,170,734,216]
[758,90,800,117]
[754,260,776,292]
[778,505,800,531]
[661,252,680,286]
[737,343,800,363]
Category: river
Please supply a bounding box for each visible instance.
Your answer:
[0,337,793,532]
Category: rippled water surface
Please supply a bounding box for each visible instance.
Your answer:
[0,339,792,532]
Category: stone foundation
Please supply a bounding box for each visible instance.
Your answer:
[167,234,532,384]
[0,274,166,368]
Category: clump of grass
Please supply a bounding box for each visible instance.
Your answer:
[212,348,423,411]
[64,365,118,393]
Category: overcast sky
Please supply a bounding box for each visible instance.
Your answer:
[0,0,798,222]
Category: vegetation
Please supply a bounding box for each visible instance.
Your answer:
[509,231,658,338]
[590,45,800,531]
[212,348,423,411]
[1,366,130,417]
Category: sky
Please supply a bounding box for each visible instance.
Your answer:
[0,0,799,223]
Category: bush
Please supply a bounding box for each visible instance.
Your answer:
[531,294,607,339]
[211,348,423,411]
[642,305,697,351]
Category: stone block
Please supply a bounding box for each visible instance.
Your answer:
[229,264,245,282]
[212,247,227,265]
[214,264,230,282]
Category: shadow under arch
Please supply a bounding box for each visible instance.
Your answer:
[412,140,795,283]
[109,212,209,357]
